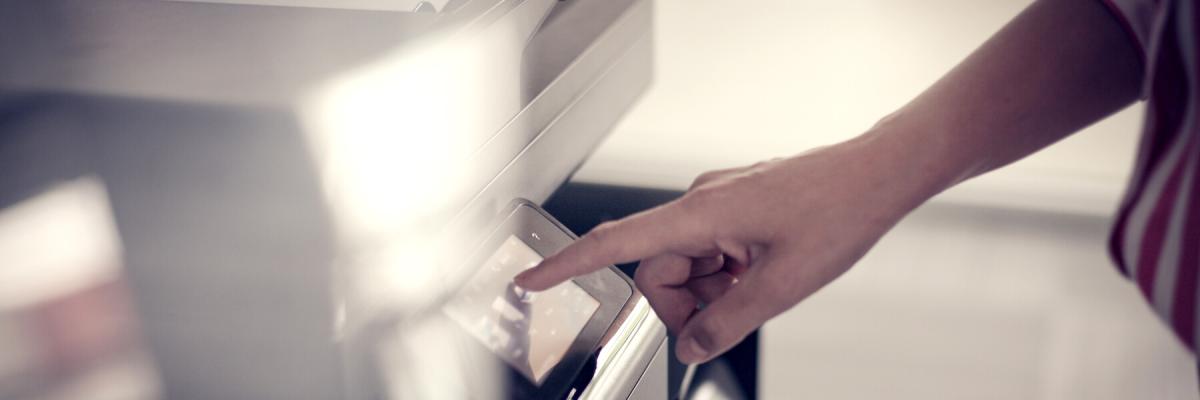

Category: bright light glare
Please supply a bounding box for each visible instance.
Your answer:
[302,26,529,313]
[302,27,526,247]
[0,177,122,312]
[300,12,534,398]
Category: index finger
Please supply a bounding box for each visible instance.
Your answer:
[514,201,702,291]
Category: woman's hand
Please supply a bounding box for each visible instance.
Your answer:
[515,133,938,364]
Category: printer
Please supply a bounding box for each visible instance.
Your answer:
[0,0,663,398]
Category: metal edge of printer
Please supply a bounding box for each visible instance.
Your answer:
[580,297,668,400]
[441,0,654,267]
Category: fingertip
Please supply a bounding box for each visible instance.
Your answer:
[512,269,547,291]
[675,335,711,365]
[512,270,532,287]
[513,260,569,291]
[673,275,768,365]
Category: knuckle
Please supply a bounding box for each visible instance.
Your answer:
[587,221,619,244]
[752,157,783,169]
[679,186,717,211]
[678,187,726,222]
[669,196,719,243]
[633,264,659,287]
[690,171,721,189]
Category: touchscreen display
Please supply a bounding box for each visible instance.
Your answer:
[444,235,600,384]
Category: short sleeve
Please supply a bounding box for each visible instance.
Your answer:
[1100,0,1166,98]
[1101,0,1159,60]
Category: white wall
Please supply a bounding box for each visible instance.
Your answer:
[575,0,1143,216]
[758,203,1196,400]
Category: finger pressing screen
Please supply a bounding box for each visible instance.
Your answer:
[514,202,698,291]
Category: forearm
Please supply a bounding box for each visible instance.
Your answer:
[853,0,1143,211]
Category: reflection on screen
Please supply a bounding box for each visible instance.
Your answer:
[444,235,600,384]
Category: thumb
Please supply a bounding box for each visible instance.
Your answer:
[674,266,789,364]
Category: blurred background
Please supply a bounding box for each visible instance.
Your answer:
[1,0,1194,399]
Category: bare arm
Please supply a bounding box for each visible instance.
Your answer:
[517,0,1143,364]
[874,0,1143,203]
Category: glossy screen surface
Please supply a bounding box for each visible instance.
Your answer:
[444,235,600,383]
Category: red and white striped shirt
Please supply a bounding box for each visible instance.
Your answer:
[1105,0,1200,350]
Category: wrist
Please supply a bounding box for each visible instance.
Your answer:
[842,116,965,217]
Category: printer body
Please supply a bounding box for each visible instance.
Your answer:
[0,0,664,398]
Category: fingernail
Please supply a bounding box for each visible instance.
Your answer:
[681,338,708,364]
[513,270,532,286]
